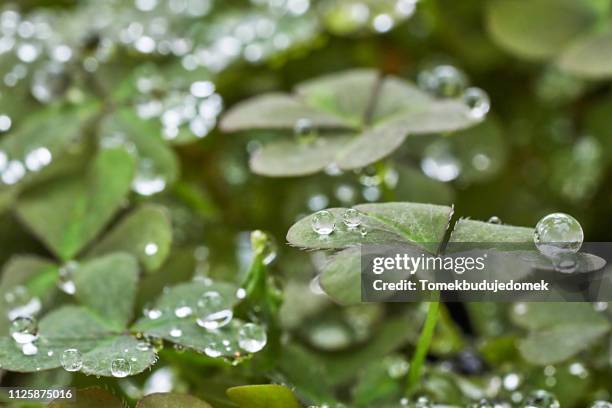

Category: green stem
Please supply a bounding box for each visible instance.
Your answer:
[406,300,440,395]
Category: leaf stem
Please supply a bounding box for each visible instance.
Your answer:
[406,300,440,395]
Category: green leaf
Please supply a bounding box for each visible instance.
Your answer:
[0,256,57,331]
[558,31,612,78]
[132,281,250,358]
[449,218,534,244]
[287,203,453,252]
[74,253,139,329]
[0,104,98,192]
[136,393,213,408]
[86,205,172,273]
[48,387,123,408]
[518,322,609,365]
[0,306,156,375]
[296,69,379,127]
[486,0,597,60]
[226,385,300,408]
[220,94,352,132]
[16,148,135,261]
[221,70,481,176]
[249,137,352,177]
[511,302,609,330]
[99,108,180,188]
[319,247,362,305]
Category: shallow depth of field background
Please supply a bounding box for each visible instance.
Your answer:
[0,0,612,407]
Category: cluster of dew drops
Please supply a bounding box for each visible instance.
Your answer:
[142,283,267,362]
[5,256,267,376]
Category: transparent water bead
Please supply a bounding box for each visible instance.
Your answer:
[418,65,467,98]
[4,285,41,321]
[196,291,233,330]
[414,396,433,408]
[204,340,224,358]
[21,342,38,356]
[523,390,560,408]
[463,87,490,119]
[10,316,38,344]
[174,305,192,318]
[111,358,131,378]
[421,142,461,182]
[342,208,361,228]
[591,402,612,408]
[132,159,166,196]
[60,348,82,372]
[57,260,78,295]
[238,323,267,353]
[534,213,583,258]
[145,242,158,256]
[294,117,317,143]
[1,160,26,185]
[311,210,335,235]
[470,400,501,408]
[169,327,183,338]
[0,114,12,132]
[488,216,502,224]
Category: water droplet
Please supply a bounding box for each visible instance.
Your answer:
[169,327,182,337]
[145,242,158,256]
[488,216,501,224]
[385,356,409,379]
[463,87,490,119]
[414,396,433,408]
[238,323,267,353]
[342,209,361,228]
[132,158,166,196]
[111,358,131,378]
[503,372,521,390]
[311,210,335,235]
[523,390,560,408]
[24,147,52,172]
[1,160,26,185]
[146,308,162,320]
[235,288,246,300]
[174,306,192,318]
[568,362,588,379]
[21,342,38,356]
[373,13,394,33]
[294,118,317,143]
[10,316,38,344]
[136,341,151,351]
[196,291,233,330]
[359,226,368,237]
[4,286,41,321]
[534,213,583,258]
[204,341,223,358]
[418,65,467,98]
[57,261,78,295]
[590,402,612,408]
[60,348,82,372]
[261,236,277,265]
[421,141,461,182]
[0,115,12,132]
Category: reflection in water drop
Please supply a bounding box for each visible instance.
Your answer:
[60,348,83,372]
[111,358,132,378]
[10,316,38,344]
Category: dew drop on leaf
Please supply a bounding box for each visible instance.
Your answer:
[204,341,223,358]
[418,65,467,98]
[311,210,335,235]
[0,115,12,132]
[590,402,612,408]
[132,158,167,196]
[4,286,42,321]
[522,390,560,408]
[21,342,38,356]
[414,396,433,408]
[238,322,267,353]
[57,261,78,295]
[462,87,490,119]
[294,117,317,144]
[174,305,192,318]
[10,315,38,344]
[196,291,233,330]
[421,141,461,182]
[487,216,502,224]
[169,327,182,338]
[342,208,361,228]
[111,358,131,378]
[534,213,583,258]
[144,242,159,256]
[1,160,26,185]
[60,348,83,372]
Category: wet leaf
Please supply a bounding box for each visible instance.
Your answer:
[486,0,596,60]
[136,393,213,408]
[558,30,612,78]
[16,148,135,261]
[86,205,172,273]
[226,385,300,408]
